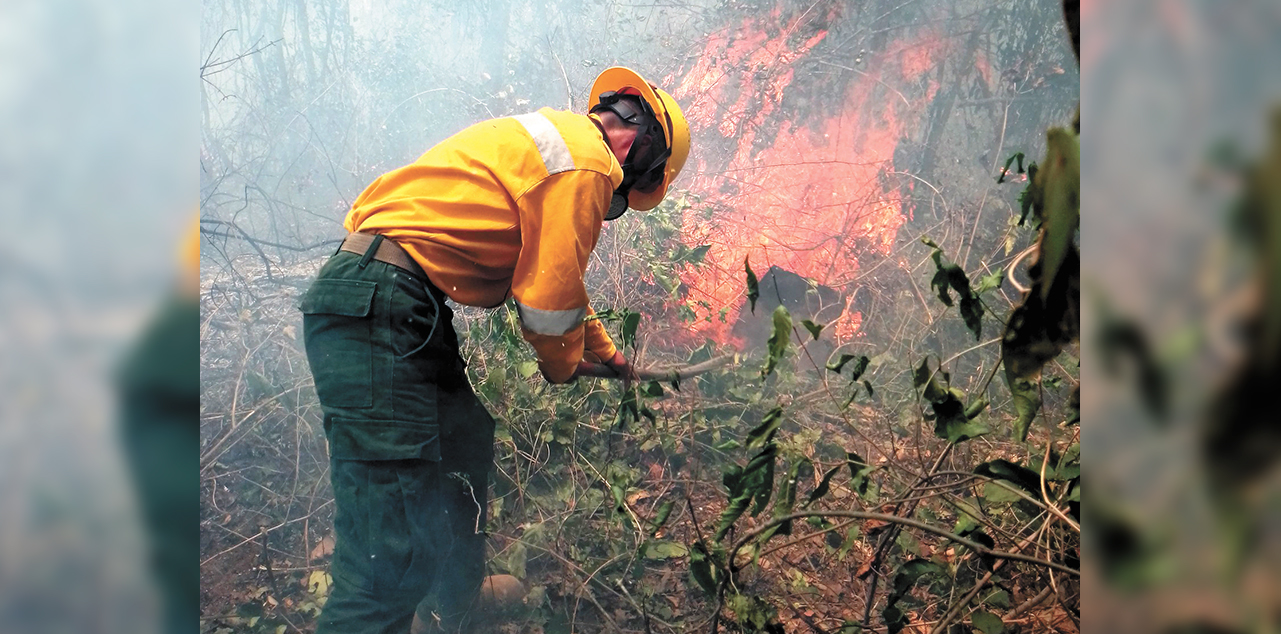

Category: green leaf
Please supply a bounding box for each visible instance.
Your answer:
[884,559,945,634]
[1037,128,1080,304]
[921,237,940,249]
[890,559,943,595]
[912,357,933,388]
[688,541,719,595]
[649,500,674,537]
[747,406,784,449]
[862,379,874,398]
[801,319,824,340]
[640,406,657,424]
[982,481,1024,504]
[642,381,665,397]
[589,308,624,322]
[827,354,870,381]
[930,266,955,307]
[503,541,528,579]
[964,397,989,420]
[1006,373,1041,442]
[827,353,855,373]
[726,592,780,632]
[925,246,985,340]
[981,589,1011,610]
[842,387,859,410]
[759,458,808,544]
[848,355,870,381]
[1017,162,1039,226]
[716,444,778,540]
[952,499,983,536]
[781,458,806,510]
[614,388,641,428]
[687,339,716,364]
[1098,313,1167,419]
[306,570,331,598]
[997,151,1025,183]
[745,257,760,314]
[895,530,921,556]
[836,525,861,558]
[610,478,628,516]
[1067,386,1080,425]
[686,244,711,264]
[915,359,949,403]
[975,459,1042,495]
[246,370,275,398]
[917,359,987,443]
[641,540,689,560]
[942,417,989,444]
[621,311,641,350]
[517,361,539,379]
[847,452,875,497]
[971,610,1006,634]
[960,294,984,340]
[883,605,907,634]
[976,269,1003,294]
[762,305,792,377]
[806,463,842,506]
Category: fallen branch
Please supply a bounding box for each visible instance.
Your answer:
[729,510,1080,579]
[576,354,734,382]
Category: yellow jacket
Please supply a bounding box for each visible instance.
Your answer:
[345,107,621,382]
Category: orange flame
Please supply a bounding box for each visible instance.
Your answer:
[665,8,949,345]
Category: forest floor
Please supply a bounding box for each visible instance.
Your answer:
[198,259,1080,634]
[199,394,1078,634]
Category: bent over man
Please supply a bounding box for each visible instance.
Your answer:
[300,67,690,634]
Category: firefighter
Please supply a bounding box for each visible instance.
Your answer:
[117,219,199,634]
[300,67,690,634]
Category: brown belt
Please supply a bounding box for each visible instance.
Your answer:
[339,232,423,276]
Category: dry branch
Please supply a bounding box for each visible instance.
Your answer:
[575,354,734,382]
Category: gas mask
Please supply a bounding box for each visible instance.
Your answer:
[591,91,671,220]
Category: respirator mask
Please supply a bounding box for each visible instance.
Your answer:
[591,90,671,220]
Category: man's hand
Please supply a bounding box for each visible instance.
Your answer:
[573,350,637,390]
[603,350,637,392]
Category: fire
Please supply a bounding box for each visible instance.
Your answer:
[665,7,949,345]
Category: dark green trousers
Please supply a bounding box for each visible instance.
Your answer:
[301,247,494,634]
[118,294,199,634]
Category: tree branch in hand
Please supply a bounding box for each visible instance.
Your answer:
[575,354,734,382]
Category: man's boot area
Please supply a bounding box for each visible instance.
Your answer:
[409,575,527,633]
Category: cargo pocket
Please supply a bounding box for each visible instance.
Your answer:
[329,419,441,462]
[329,419,442,596]
[301,279,378,408]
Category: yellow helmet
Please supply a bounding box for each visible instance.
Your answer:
[588,67,691,211]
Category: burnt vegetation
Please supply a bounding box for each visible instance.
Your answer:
[199,0,1079,632]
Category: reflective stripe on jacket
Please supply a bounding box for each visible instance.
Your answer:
[344,107,622,382]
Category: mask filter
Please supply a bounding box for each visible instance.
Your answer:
[605,193,628,220]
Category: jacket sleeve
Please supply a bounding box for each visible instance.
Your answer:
[581,306,618,363]
[512,170,618,383]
